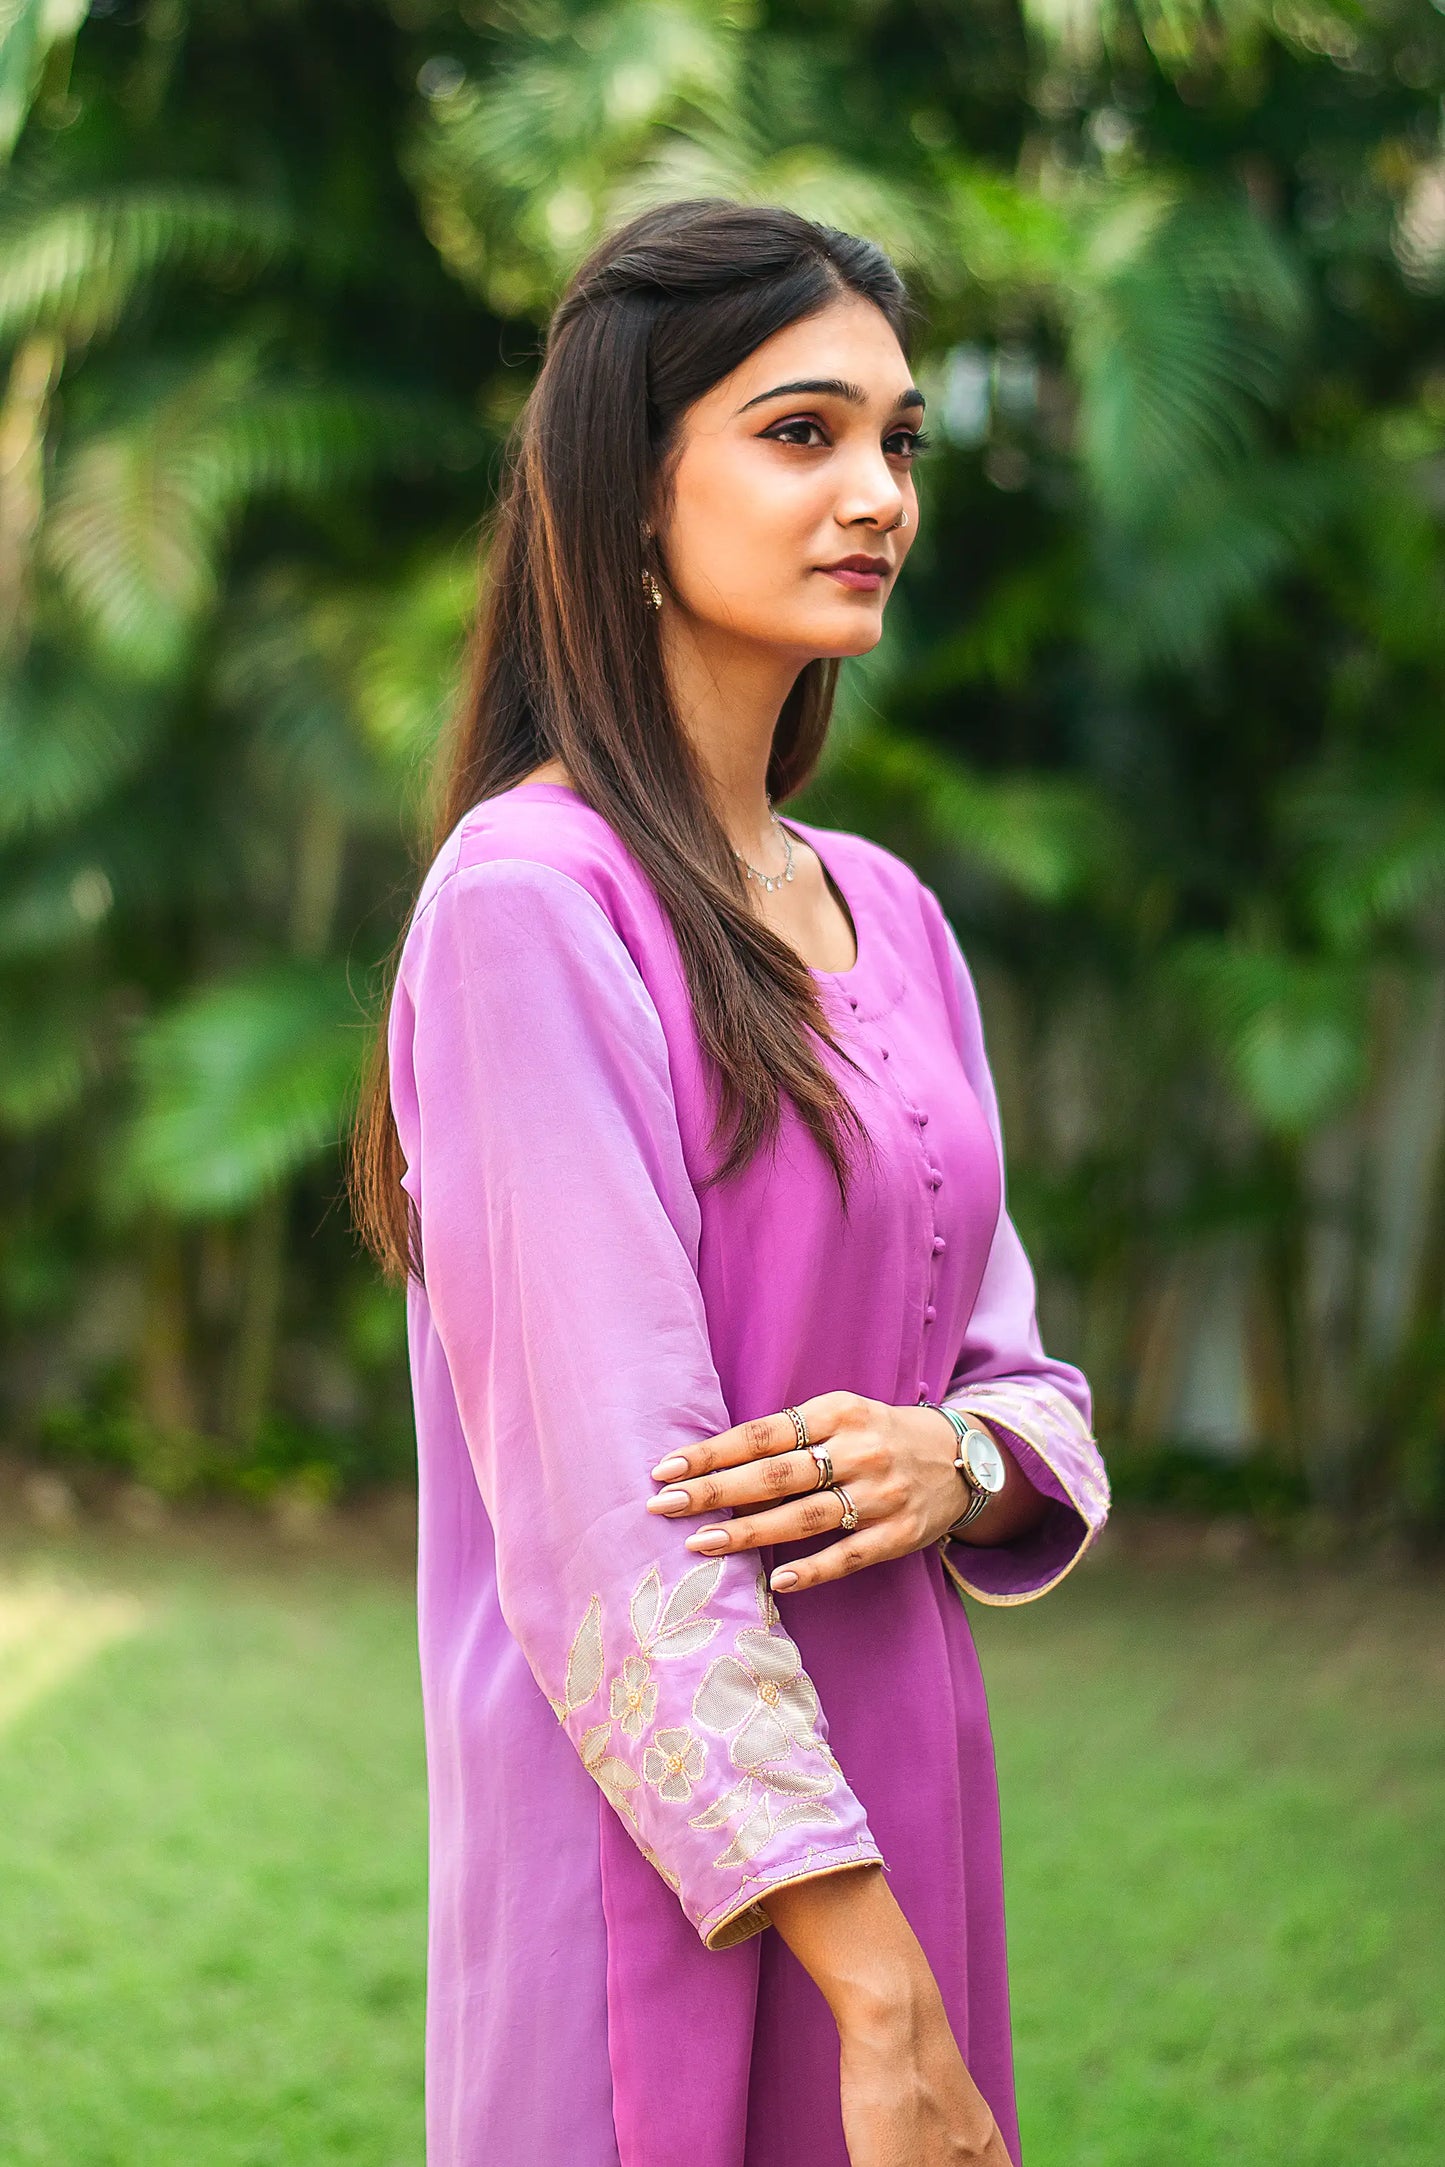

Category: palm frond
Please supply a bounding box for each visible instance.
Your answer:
[407,0,742,313]
[1074,188,1309,519]
[824,719,1118,906]
[1285,769,1445,954]
[1090,454,1348,672]
[0,0,87,163]
[43,356,486,676]
[119,962,363,1217]
[0,638,161,841]
[352,547,476,782]
[1020,0,1323,80]
[1171,936,1368,1131]
[211,556,473,823]
[0,186,302,342]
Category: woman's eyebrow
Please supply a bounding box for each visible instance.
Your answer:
[735,377,926,416]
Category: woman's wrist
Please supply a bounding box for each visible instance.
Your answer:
[940,1413,1051,1548]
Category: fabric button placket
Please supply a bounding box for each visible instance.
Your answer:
[862,1032,948,1405]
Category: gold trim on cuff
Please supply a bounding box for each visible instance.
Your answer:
[938,1515,1101,1608]
[937,1395,1105,1608]
[701,1852,884,1951]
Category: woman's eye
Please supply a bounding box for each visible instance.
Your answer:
[886,426,932,460]
[763,418,829,448]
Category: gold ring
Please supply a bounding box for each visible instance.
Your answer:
[783,1405,810,1451]
[833,1484,859,1533]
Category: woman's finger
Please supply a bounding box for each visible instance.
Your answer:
[648,1391,860,1484]
[646,1443,824,1519]
[680,1484,886,1560]
[767,1526,894,1592]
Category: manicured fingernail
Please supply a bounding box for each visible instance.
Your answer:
[652,1455,688,1479]
[686,1528,729,1552]
[770,1569,799,1591]
[647,1488,691,1514]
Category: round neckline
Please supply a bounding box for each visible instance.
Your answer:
[774,816,862,981]
[500,779,864,985]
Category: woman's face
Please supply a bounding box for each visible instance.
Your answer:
[654,294,924,662]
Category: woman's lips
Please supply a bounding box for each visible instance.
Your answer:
[818,565,886,591]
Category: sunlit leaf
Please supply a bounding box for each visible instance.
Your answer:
[44,356,487,675]
[119,963,365,1216]
[0,184,300,340]
[0,0,87,162]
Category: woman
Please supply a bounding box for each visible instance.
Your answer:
[351,198,1110,2167]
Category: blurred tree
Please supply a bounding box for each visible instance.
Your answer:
[3,0,1445,1529]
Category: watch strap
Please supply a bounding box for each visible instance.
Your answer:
[922,1401,992,1537]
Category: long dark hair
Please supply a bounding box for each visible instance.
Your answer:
[350,197,918,1281]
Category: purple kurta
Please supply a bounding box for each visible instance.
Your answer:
[388,778,1111,2167]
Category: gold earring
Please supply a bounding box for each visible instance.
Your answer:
[642,568,663,609]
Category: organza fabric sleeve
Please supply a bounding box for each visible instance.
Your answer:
[923,894,1111,1605]
[390,857,884,1948]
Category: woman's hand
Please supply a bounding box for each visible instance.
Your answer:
[763,1864,1014,2167]
[645,1391,1048,1593]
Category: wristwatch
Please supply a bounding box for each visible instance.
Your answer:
[926,1403,1007,1535]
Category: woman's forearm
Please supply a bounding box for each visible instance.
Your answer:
[762,1864,1014,2166]
[760,1863,941,2036]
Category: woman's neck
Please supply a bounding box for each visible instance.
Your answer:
[660,609,806,860]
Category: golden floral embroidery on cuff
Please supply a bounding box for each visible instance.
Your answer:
[689,1780,841,1870]
[692,1628,834,1772]
[945,1380,1110,1522]
[629,1557,728,1661]
[642,1727,707,1802]
[552,1557,844,1882]
[610,1654,658,1738]
[579,1718,641,1822]
[549,1592,604,1722]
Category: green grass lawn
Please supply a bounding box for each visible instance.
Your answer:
[0,1518,1440,2166]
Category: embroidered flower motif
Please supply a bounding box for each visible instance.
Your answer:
[636,1837,682,1893]
[629,1558,725,1661]
[642,1726,707,1802]
[580,1719,641,1823]
[693,1627,831,1773]
[550,1592,605,1721]
[610,1653,658,1738]
[688,1775,841,1869]
[554,1558,840,1884]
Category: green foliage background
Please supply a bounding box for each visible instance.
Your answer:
[5,0,1445,1525]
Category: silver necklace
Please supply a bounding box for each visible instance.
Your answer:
[731,799,796,892]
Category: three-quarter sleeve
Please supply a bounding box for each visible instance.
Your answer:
[926,897,1111,1605]
[390,856,883,1949]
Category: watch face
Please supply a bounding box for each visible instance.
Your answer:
[966,1430,1007,1494]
